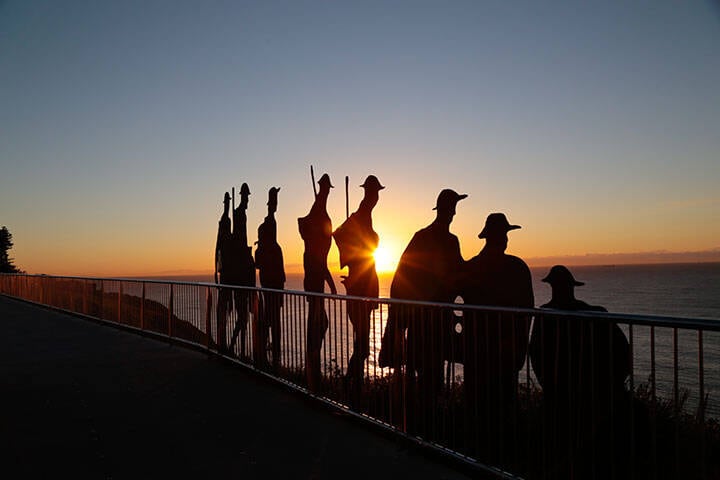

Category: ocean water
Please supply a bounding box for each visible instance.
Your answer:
[531,263,720,320]
[176,262,720,319]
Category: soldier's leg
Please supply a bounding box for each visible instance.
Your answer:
[238,291,249,357]
[228,289,249,357]
[253,292,267,368]
[269,293,282,370]
[348,308,371,382]
[216,287,230,352]
[306,297,328,392]
[345,300,361,380]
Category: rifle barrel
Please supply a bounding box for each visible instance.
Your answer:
[310,165,317,197]
[345,175,349,219]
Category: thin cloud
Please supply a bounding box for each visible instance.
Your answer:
[661,197,720,209]
[526,248,720,267]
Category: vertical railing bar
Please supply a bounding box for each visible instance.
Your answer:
[629,323,635,480]
[168,283,174,339]
[322,297,328,390]
[297,292,303,380]
[698,328,706,480]
[510,309,517,468]
[609,321,615,480]
[589,317,596,479]
[281,292,287,372]
[298,291,303,376]
[371,301,376,387]
[673,326,679,480]
[526,313,532,479]
[118,281,123,323]
[140,282,146,331]
[68,278,74,313]
[206,287,212,351]
[332,295,339,395]
[295,291,299,374]
[288,291,293,373]
[698,329,705,420]
[290,292,295,376]
[650,324,657,480]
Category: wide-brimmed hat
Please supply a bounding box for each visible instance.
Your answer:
[223,192,231,203]
[318,173,334,188]
[478,213,521,238]
[360,175,385,191]
[240,183,251,195]
[433,189,468,211]
[542,265,584,286]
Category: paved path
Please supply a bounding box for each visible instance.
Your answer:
[0,296,476,479]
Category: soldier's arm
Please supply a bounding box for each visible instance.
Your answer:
[520,260,535,308]
[324,267,337,295]
[214,230,221,283]
[215,251,221,284]
[280,249,286,284]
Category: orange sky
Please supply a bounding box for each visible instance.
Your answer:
[2,3,719,278]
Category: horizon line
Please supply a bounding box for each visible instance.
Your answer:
[20,258,720,279]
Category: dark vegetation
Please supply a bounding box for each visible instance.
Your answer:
[0,226,22,273]
[300,362,720,480]
[256,357,720,478]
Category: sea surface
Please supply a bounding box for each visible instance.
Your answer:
[166,262,720,320]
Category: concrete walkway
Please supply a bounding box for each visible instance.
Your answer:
[0,295,476,479]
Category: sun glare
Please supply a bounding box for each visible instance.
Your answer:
[373,245,398,274]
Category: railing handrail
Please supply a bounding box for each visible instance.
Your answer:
[4,272,718,331]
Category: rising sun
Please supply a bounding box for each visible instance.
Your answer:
[373,245,398,274]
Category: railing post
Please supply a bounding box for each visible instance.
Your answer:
[168,283,173,338]
[118,282,123,323]
[205,287,212,351]
[699,329,705,420]
[140,282,145,331]
[68,280,74,312]
[100,280,104,319]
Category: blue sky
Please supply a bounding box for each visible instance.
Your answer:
[1,1,718,275]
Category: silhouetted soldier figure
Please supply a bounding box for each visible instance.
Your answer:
[459,212,534,463]
[529,265,631,478]
[298,173,337,392]
[255,187,286,372]
[215,191,233,353]
[333,175,384,390]
[379,189,466,435]
[228,183,256,359]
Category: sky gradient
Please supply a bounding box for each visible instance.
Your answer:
[1,1,719,276]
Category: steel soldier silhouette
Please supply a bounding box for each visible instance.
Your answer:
[298,173,337,392]
[333,175,384,390]
[228,183,256,359]
[214,191,233,353]
[255,187,286,372]
[458,212,534,463]
[529,265,632,478]
[378,189,467,435]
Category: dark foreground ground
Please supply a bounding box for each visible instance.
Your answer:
[0,295,475,479]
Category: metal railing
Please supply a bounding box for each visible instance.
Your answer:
[1,273,719,479]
